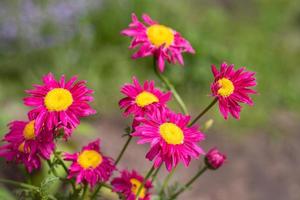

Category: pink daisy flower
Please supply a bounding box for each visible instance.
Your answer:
[63,139,115,188]
[132,107,205,171]
[211,62,257,119]
[24,73,96,138]
[4,120,55,160]
[121,13,195,72]
[119,77,171,117]
[0,141,41,173]
[111,170,152,200]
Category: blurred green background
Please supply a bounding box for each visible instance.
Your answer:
[0,0,300,199]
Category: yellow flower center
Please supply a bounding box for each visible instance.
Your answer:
[135,91,159,107]
[44,88,73,111]
[77,150,103,169]
[130,178,146,199]
[18,142,30,153]
[147,24,174,47]
[217,78,235,97]
[23,120,35,140]
[159,123,184,145]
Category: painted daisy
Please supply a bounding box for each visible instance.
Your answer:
[111,170,152,200]
[121,13,195,72]
[132,107,205,171]
[24,73,96,138]
[211,62,257,119]
[4,120,55,160]
[0,141,41,173]
[119,77,171,117]
[63,139,115,188]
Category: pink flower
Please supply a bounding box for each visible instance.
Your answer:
[132,107,205,171]
[24,73,96,138]
[63,139,115,188]
[111,170,152,200]
[119,77,171,117]
[205,148,226,170]
[211,63,257,119]
[122,13,195,72]
[4,120,55,159]
[0,143,41,172]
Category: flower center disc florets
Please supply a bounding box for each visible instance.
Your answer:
[18,142,30,153]
[217,78,234,97]
[23,120,35,140]
[130,178,146,198]
[159,122,184,145]
[44,88,73,111]
[135,91,159,107]
[147,24,174,47]
[77,150,103,169]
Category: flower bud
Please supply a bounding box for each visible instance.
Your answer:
[205,148,226,170]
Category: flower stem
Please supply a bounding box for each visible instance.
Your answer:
[159,165,176,196]
[115,135,133,165]
[82,183,88,200]
[135,166,155,200]
[189,98,218,127]
[169,165,208,200]
[0,178,39,191]
[151,164,162,182]
[153,60,188,115]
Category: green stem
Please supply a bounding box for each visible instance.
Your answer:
[91,183,103,200]
[135,166,155,200]
[189,98,218,127]
[159,165,176,196]
[169,166,208,200]
[82,183,88,200]
[153,60,188,115]
[0,178,39,191]
[151,164,162,182]
[53,152,77,192]
[115,135,133,165]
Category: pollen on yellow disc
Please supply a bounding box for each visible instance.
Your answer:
[135,91,159,107]
[23,120,35,140]
[44,88,73,111]
[18,142,30,153]
[217,78,235,97]
[147,24,174,47]
[77,150,103,169]
[130,178,146,199]
[159,122,184,145]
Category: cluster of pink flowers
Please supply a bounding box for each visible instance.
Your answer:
[0,12,257,200]
[0,73,96,172]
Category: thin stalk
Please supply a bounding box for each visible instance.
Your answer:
[115,135,133,165]
[91,183,103,200]
[135,166,155,200]
[82,183,88,200]
[159,166,176,196]
[153,59,188,115]
[151,164,162,182]
[189,98,218,127]
[169,166,208,200]
[0,178,39,191]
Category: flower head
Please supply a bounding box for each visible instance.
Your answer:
[119,77,171,117]
[0,142,41,173]
[132,108,205,171]
[111,170,152,200]
[205,148,226,170]
[63,139,115,188]
[3,120,55,160]
[211,63,257,119]
[122,13,195,72]
[24,73,96,138]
